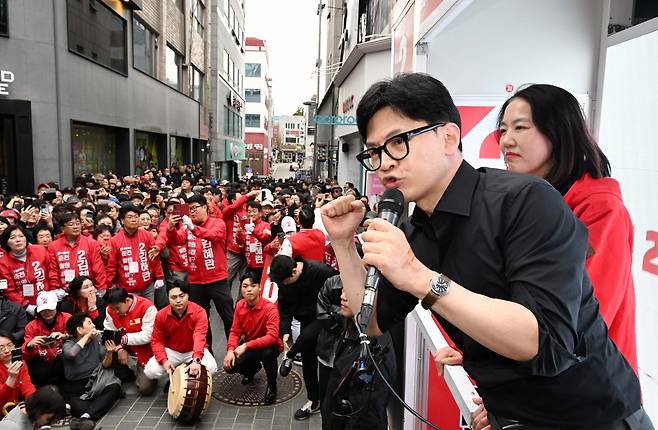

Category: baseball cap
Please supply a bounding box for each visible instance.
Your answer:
[281,216,297,233]
[36,291,58,313]
[0,209,19,220]
[261,200,273,207]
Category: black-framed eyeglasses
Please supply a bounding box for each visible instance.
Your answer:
[355,122,446,171]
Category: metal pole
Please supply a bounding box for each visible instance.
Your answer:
[314,0,324,179]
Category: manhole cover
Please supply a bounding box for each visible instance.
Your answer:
[212,369,302,407]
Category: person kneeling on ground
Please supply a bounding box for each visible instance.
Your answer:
[144,281,218,382]
[62,313,122,430]
[103,287,158,395]
[223,271,282,405]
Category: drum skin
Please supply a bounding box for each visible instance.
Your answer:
[167,363,213,423]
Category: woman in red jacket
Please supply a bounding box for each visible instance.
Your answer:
[0,331,36,414]
[0,225,51,317]
[498,84,637,372]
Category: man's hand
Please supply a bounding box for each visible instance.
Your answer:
[361,218,428,296]
[27,335,47,348]
[105,340,117,353]
[433,346,463,377]
[168,214,182,230]
[164,360,175,374]
[471,397,491,430]
[320,196,365,246]
[247,190,260,199]
[187,361,201,377]
[117,348,130,365]
[154,279,165,290]
[223,350,235,370]
[148,246,160,261]
[234,344,247,358]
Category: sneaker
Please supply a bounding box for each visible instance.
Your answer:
[264,385,277,405]
[69,417,95,430]
[293,400,320,420]
[279,357,293,377]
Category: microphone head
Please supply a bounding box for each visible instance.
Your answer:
[378,188,405,216]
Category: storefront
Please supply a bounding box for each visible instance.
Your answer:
[134,130,166,174]
[0,97,34,194]
[218,139,245,181]
[71,121,129,178]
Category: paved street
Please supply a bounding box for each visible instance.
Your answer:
[97,289,321,430]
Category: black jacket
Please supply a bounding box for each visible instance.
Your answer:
[277,260,338,336]
[0,295,28,344]
[316,274,346,368]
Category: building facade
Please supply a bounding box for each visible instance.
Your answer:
[208,0,246,181]
[243,36,272,177]
[275,115,305,164]
[0,0,210,193]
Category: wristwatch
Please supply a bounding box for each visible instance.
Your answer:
[192,358,201,364]
[421,273,452,310]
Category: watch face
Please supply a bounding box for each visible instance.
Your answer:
[431,275,450,295]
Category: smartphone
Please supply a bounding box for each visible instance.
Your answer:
[40,203,49,213]
[23,197,34,208]
[102,329,123,344]
[150,190,158,201]
[42,189,57,202]
[41,336,58,345]
[85,212,95,220]
[172,203,189,217]
[261,190,267,201]
[0,279,7,290]
[159,192,168,199]
[10,347,22,363]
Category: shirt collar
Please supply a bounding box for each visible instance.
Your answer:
[247,296,263,310]
[411,160,479,225]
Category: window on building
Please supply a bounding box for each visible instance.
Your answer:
[224,106,230,136]
[66,0,127,74]
[245,88,261,103]
[285,137,297,143]
[228,58,234,84]
[245,63,261,77]
[233,63,238,87]
[246,114,260,128]
[190,66,203,102]
[223,50,229,76]
[194,0,204,35]
[165,45,182,90]
[0,0,8,37]
[132,18,157,77]
[225,0,230,18]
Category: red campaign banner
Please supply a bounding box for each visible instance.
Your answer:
[643,230,658,275]
[456,106,501,159]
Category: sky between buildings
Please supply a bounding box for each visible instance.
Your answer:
[245,0,319,117]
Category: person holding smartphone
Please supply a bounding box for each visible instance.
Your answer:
[0,331,36,412]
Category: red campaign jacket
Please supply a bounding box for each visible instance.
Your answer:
[155,219,189,273]
[0,245,51,307]
[22,312,71,363]
[104,294,157,366]
[222,195,249,254]
[151,301,208,364]
[564,173,637,372]
[167,216,227,284]
[288,229,326,261]
[48,234,107,291]
[243,219,272,269]
[227,296,282,352]
[106,229,164,293]
[208,201,224,220]
[0,361,36,407]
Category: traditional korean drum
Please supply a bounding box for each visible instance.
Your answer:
[167,363,213,423]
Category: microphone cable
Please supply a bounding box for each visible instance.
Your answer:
[355,313,442,430]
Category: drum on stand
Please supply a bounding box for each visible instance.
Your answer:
[167,363,213,423]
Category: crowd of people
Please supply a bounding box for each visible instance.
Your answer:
[0,72,652,430]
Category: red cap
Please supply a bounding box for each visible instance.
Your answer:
[0,209,19,220]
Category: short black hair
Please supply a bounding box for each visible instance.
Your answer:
[0,224,30,252]
[240,271,260,286]
[269,255,297,285]
[104,287,129,305]
[93,224,114,239]
[34,224,53,239]
[246,200,262,211]
[118,203,141,220]
[298,205,315,229]
[25,385,67,425]
[167,277,190,295]
[356,73,462,150]
[66,312,91,338]
[0,330,16,345]
[186,194,207,207]
[68,275,92,299]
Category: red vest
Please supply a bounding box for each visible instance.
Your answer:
[105,295,155,365]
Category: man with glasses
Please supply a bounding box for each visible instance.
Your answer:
[105,204,164,303]
[166,194,232,351]
[48,212,107,297]
[321,73,650,429]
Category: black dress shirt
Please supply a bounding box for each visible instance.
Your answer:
[376,160,640,427]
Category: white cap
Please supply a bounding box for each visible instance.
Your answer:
[36,291,58,313]
[281,216,297,233]
[261,200,273,207]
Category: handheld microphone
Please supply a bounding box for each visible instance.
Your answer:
[358,188,405,335]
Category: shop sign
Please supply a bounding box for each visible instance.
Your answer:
[246,143,264,151]
[225,140,245,161]
[0,70,15,96]
[342,95,355,113]
[315,115,357,125]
